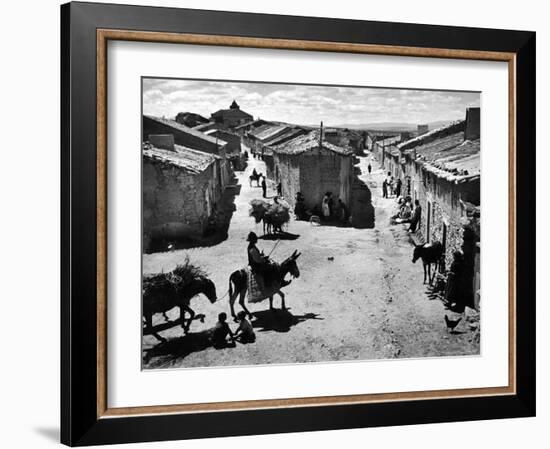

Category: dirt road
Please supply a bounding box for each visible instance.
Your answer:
[142,152,480,369]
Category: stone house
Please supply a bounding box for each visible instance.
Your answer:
[271,130,354,212]
[246,123,289,153]
[142,141,223,252]
[262,127,308,179]
[395,108,481,308]
[211,100,253,128]
[143,115,233,188]
[204,128,247,171]
[371,134,401,168]
[324,128,365,155]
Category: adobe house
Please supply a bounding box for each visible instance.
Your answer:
[210,100,253,128]
[323,128,365,155]
[142,140,223,252]
[204,128,247,171]
[271,130,354,212]
[143,115,232,188]
[371,134,401,168]
[397,109,481,309]
[204,128,242,154]
[262,127,308,179]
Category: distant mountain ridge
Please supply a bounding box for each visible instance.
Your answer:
[326,120,455,132]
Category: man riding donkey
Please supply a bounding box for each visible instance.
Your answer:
[247,232,290,291]
[228,232,301,320]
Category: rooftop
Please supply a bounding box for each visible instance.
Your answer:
[254,125,289,142]
[233,119,264,130]
[248,123,275,138]
[406,131,480,181]
[211,107,253,118]
[272,130,353,156]
[144,115,223,146]
[397,120,465,151]
[264,127,306,147]
[143,143,219,174]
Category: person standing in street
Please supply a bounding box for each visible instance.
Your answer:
[261,175,267,198]
[382,179,388,198]
[408,199,422,232]
[395,178,402,198]
[367,163,372,174]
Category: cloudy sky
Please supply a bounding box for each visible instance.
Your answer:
[143,78,480,126]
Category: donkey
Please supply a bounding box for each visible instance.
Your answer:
[249,199,289,235]
[412,241,444,285]
[249,171,261,187]
[228,250,301,320]
[143,261,217,341]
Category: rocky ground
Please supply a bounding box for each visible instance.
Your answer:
[142,148,480,369]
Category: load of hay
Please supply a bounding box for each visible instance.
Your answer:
[266,201,290,230]
[249,198,290,233]
[143,256,206,295]
[249,199,268,223]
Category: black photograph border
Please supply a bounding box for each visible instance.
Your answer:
[61,2,535,446]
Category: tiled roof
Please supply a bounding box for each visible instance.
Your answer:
[264,128,306,147]
[397,120,465,151]
[143,143,219,174]
[255,125,289,142]
[248,123,275,138]
[144,115,222,146]
[411,133,480,181]
[271,130,353,156]
[234,119,263,130]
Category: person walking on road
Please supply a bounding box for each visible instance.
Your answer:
[367,163,372,174]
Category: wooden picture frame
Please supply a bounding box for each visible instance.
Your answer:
[61,1,536,446]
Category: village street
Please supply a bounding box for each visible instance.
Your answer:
[142,150,480,369]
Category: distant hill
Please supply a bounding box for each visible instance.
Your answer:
[331,120,455,132]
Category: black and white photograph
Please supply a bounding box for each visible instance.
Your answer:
[141,78,481,369]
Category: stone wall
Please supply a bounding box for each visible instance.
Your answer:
[411,167,480,307]
[274,148,352,213]
[209,130,242,154]
[274,153,301,204]
[142,157,221,251]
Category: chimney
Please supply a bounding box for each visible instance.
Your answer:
[148,134,175,151]
[319,121,324,148]
[417,124,429,135]
[465,107,480,141]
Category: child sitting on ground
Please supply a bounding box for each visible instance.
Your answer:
[211,312,235,348]
[234,311,256,344]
